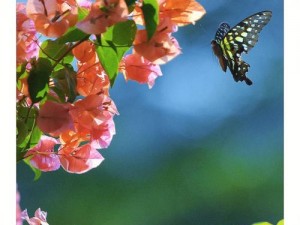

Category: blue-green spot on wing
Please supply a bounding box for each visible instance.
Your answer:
[211,11,272,85]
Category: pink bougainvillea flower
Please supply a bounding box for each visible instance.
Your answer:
[59,117,115,149]
[58,144,104,174]
[76,0,128,34]
[77,0,92,8]
[72,40,96,63]
[131,4,144,26]
[37,101,74,137]
[59,123,90,149]
[26,0,78,37]
[17,3,39,64]
[121,53,162,88]
[134,28,181,64]
[69,94,119,130]
[59,130,81,148]
[90,118,116,148]
[159,0,206,26]
[73,41,110,96]
[24,136,60,172]
[16,188,22,225]
[77,63,110,96]
[134,14,181,64]
[59,94,118,149]
[22,208,49,225]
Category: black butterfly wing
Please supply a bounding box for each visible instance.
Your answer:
[225,11,272,54]
[213,11,272,85]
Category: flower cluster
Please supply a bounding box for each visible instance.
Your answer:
[17,187,49,225]
[16,0,206,174]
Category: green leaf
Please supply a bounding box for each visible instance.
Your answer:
[17,120,42,150]
[17,106,42,161]
[17,62,29,90]
[141,0,159,40]
[78,6,89,21]
[17,106,37,132]
[104,20,136,45]
[103,20,137,60]
[17,126,42,160]
[27,58,52,103]
[52,65,77,103]
[125,0,136,7]
[39,39,68,61]
[57,27,90,44]
[96,21,136,86]
[62,52,74,65]
[252,222,273,225]
[17,62,28,80]
[30,125,42,149]
[17,120,29,146]
[39,39,75,71]
[96,38,119,86]
[277,219,284,225]
[24,157,42,181]
[17,147,27,162]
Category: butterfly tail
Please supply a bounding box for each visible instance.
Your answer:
[229,58,253,85]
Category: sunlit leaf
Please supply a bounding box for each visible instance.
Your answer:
[141,0,159,40]
[252,222,273,225]
[39,39,74,70]
[96,21,136,86]
[39,40,67,61]
[103,20,137,60]
[78,6,89,21]
[104,20,136,46]
[17,62,28,80]
[24,157,42,181]
[30,125,42,149]
[95,38,119,86]
[17,105,42,154]
[277,219,284,225]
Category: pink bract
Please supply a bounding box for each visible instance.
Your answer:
[122,53,163,89]
[25,136,60,172]
[17,3,39,64]
[69,94,118,129]
[22,208,49,225]
[59,144,104,174]
[90,118,116,149]
[134,29,182,65]
[77,0,128,34]
[16,188,22,225]
[26,0,78,37]
[159,0,206,26]
[37,101,75,137]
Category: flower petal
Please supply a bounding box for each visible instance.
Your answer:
[25,136,60,172]
[37,101,74,137]
[59,144,104,174]
[122,53,162,88]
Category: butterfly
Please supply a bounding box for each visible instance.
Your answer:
[211,11,272,85]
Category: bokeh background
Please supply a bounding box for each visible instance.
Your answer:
[17,0,283,224]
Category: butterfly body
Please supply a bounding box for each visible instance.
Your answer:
[211,11,272,85]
